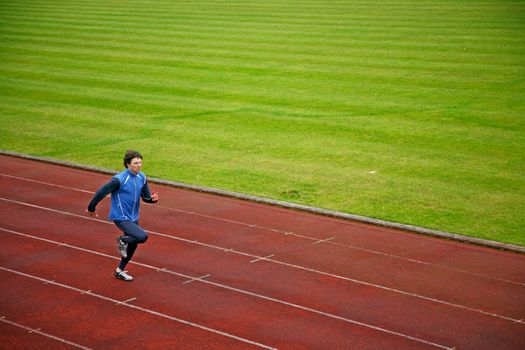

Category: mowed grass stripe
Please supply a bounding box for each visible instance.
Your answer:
[2,0,521,24]
[2,19,520,110]
[1,11,517,29]
[3,9,519,50]
[4,51,518,115]
[2,91,519,145]
[0,76,237,115]
[0,70,437,119]
[1,13,521,60]
[2,8,523,36]
[1,31,521,75]
[1,75,344,120]
[0,78,484,134]
[1,45,521,113]
[1,20,523,59]
[2,33,520,120]
[4,0,513,10]
[3,77,519,154]
[2,0,522,26]
[3,21,520,54]
[1,50,521,112]
[1,50,516,103]
[1,43,520,88]
[2,69,521,162]
[2,91,520,175]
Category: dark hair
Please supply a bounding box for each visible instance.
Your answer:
[123,150,143,168]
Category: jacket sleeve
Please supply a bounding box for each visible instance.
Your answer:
[87,177,120,212]
[141,180,158,203]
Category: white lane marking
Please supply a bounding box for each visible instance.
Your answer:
[0,228,455,349]
[250,255,275,263]
[183,274,211,284]
[0,267,277,350]
[115,297,137,306]
[0,316,94,350]
[0,174,94,194]
[1,173,523,287]
[1,199,524,325]
[312,237,335,245]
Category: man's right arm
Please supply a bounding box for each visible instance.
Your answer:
[87,177,120,213]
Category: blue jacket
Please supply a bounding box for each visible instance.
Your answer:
[88,169,156,222]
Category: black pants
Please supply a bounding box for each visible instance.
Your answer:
[114,220,149,270]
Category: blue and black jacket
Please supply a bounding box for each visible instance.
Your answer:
[88,169,157,221]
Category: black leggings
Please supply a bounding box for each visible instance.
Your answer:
[114,220,149,270]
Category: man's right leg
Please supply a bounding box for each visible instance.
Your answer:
[117,243,137,270]
[115,243,137,281]
[116,236,128,258]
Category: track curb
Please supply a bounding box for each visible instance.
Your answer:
[2,149,523,254]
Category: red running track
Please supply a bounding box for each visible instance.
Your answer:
[0,154,524,349]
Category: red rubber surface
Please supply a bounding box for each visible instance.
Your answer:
[0,154,524,349]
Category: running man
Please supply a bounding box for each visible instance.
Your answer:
[87,150,159,281]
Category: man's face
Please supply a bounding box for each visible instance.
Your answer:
[127,157,142,174]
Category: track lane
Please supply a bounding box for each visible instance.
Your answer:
[0,317,90,350]
[3,154,524,285]
[2,155,524,286]
[1,233,445,349]
[1,177,524,323]
[1,204,524,349]
[0,269,265,350]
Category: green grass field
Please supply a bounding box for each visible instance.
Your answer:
[1,0,524,245]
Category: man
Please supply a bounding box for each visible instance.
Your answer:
[87,150,159,281]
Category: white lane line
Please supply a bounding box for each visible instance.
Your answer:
[0,174,94,194]
[115,297,137,306]
[1,199,523,325]
[0,267,277,350]
[312,237,335,245]
[0,228,454,349]
[0,316,94,350]
[250,255,275,263]
[2,173,523,287]
[183,274,211,284]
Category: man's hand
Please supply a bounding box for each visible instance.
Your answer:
[151,191,159,202]
[86,209,99,218]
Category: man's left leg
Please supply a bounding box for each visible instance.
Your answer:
[113,220,149,281]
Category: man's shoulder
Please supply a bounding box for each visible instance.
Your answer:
[113,170,128,182]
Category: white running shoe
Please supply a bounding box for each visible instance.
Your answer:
[116,236,128,258]
[115,269,133,281]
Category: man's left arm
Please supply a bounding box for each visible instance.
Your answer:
[141,180,159,203]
